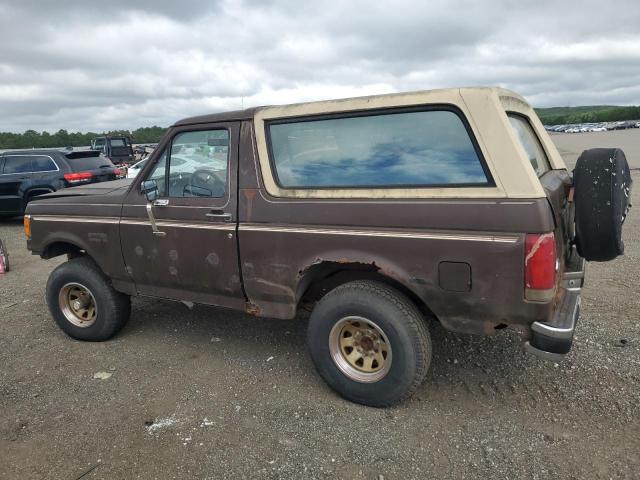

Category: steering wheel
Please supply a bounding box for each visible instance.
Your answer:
[184,169,225,197]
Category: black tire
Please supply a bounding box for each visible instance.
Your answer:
[574,148,632,261]
[307,280,432,407]
[46,256,131,341]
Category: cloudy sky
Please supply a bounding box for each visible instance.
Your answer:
[1,0,639,132]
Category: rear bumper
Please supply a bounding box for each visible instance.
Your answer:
[524,255,585,361]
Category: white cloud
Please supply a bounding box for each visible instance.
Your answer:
[0,0,639,132]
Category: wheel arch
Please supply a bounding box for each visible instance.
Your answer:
[42,240,85,260]
[296,259,438,322]
[40,236,106,275]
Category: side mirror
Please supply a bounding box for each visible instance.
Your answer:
[141,179,158,202]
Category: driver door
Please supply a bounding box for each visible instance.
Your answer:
[120,122,244,309]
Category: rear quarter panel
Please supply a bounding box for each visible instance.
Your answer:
[238,113,558,333]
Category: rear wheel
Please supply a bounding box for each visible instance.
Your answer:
[46,257,130,341]
[307,281,432,407]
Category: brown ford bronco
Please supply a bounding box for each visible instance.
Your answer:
[24,87,632,407]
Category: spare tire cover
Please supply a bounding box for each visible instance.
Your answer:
[574,148,632,261]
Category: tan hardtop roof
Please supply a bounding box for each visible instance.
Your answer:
[172,87,528,126]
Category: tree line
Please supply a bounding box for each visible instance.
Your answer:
[535,105,640,125]
[2,104,639,149]
[0,126,167,150]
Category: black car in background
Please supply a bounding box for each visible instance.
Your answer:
[0,149,122,218]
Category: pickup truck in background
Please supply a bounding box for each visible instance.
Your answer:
[24,87,632,406]
[90,136,134,166]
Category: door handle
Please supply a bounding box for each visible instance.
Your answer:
[206,210,232,222]
[153,199,169,207]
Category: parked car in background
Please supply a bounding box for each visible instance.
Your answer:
[90,136,134,165]
[126,158,148,178]
[0,149,121,218]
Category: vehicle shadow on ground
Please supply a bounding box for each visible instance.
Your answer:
[0,217,23,225]
[124,296,528,390]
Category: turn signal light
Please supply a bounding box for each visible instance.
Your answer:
[64,171,93,183]
[23,215,31,239]
[524,232,557,301]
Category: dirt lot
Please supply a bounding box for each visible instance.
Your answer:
[1,132,639,479]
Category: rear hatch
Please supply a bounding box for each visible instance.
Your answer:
[63,151,121,186]
[507,113,575,277]
[107,138,134,163]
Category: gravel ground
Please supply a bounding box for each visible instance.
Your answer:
[1,136,639,479]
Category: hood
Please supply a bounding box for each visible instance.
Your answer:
[26,179,134,215]
[41,178,133,199]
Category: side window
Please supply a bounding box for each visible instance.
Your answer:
[267,109,489,188]
[507,114,551,176]
[147,150,168,197]
[145,129,229,198]
[31,156,57,172]
[168,130,229,198]
[3,156,33,174]
[93,139,106,153]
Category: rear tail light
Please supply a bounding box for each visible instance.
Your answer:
[113,168,121,176]
[64,171,93,184]
[524,232,557,301]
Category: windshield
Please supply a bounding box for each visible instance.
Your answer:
[110,138,128,147]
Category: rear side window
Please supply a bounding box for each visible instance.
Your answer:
[267,109,490,188]
[65,153,114,171]
[508,114,551,176]
[31,156,58,172]
[3,156,33,174]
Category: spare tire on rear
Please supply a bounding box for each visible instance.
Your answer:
[573,148,632,261]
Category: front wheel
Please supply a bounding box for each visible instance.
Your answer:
[46,257,131,341]
[307,281,432,407]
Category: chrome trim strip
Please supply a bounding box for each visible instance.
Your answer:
[530,296,581,340]
[239,224,519,243]
[32,215,120,224]
[30,203,123,207]
[121,218,235,230]
[32,217,517,240]
[32,215,235,231]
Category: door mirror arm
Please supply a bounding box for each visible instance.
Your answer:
[145,203,166,237]
[140,180,166,236]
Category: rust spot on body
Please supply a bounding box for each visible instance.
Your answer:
[245,302,261,316]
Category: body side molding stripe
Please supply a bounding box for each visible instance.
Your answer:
[239,223,520,243]
[32,215,235,231]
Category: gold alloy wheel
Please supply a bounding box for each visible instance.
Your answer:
[58,282,98,328]
[328,316,392,383]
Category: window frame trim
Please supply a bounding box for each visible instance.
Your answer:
[151,126,232,200]
[264,104,496,190]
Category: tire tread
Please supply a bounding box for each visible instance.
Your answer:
[308,280,432,407]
